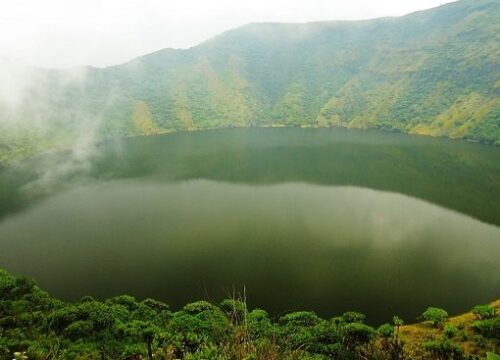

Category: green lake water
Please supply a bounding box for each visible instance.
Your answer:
[0,128,499,323]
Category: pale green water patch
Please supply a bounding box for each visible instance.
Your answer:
[1,179,499,323]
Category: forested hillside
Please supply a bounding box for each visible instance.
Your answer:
[0,0,499,164]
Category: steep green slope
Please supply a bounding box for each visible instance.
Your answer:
[0,0,499,164]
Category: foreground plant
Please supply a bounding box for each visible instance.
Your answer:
[0,269,499,360]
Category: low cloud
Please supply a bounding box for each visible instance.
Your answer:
[0,60,113,194]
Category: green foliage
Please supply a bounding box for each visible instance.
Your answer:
[342,323,376,344]
[422,307,449,327]
[219,299,247,324]
[278,311,339,356]
[393,316,404,327]
[423,340,466,360]
[167,301,230,353]
[472,305,496,320]
[1,0,499,165]
[280,311,322,327]
[341,311,366,324]
[378,323,394,338]
[0,268,498,359]
[377,321,409,360]
[471,318,500,339]
[444,324,458,339]
[248,309,274,339]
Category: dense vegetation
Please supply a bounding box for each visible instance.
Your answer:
[1,0,499,164]
[1,269,499,360]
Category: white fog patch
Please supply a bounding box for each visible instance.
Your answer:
[18,86,126,195]
[0,59,37,115]
[0,0,448,68]
[21,119,101,195]
[0,59,90,125]
[0,60,120,193]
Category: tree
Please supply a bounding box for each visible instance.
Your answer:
[219,299,247,324]
[422,307,448,327]
[88,303,116,360]
[125,320,160,360]
[342,311,366,324]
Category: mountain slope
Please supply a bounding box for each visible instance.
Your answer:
[0,0,499,163]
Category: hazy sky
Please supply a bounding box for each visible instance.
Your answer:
[1,0,450,68]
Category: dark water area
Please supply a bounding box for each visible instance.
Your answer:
[0,128,499,324]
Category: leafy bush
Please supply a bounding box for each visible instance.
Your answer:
[471,318,500,339]
[168,301,229,353]
[423,340,465,360]
[472,305,496,320]
[377,323,394,338]
[422,307,448,327]
[342,323,376,344]
[278,311,339,356]
[444,324,458,339]
[219,299,247,324]
[248,309,274,339]
[341,311,366,324]
[376,322,408,360]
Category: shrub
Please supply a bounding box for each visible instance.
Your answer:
[473,334,488,348]
[63,320,94,340]
[472,305,496,320]
[248,309,273,338]
[106,295,139,311]
[342,311,366,324]
[280,311,322,327]
[48,306,81,333]
[168,302,229,352]
[444,324,458,338]
[423,340,465,360]
[279,311,339,356]
[377,323,408,360]
[342,323,376,344]
[471,318,500,339]
[182,301,218,314]
[422,307,448,327]
[377,323,394,338]
[219,299,247,324]
[142,298,169,312]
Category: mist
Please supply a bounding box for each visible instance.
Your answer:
[1,0,449,69]
[0,60,110,193]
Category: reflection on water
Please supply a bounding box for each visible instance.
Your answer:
[1,179,499,323]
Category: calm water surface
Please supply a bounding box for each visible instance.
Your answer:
[0,128,499,324]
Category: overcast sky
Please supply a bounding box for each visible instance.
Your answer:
[0,0,450,69]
